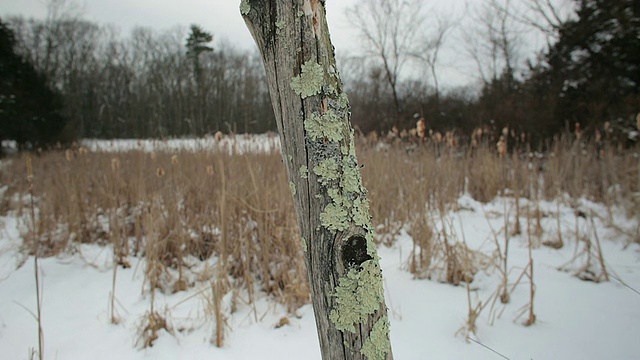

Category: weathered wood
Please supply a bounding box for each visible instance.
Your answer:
[241,1,393,359]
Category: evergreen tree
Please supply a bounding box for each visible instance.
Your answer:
[0,18,68,152]
[539,0,640,133]
[186,25,214,65]
[185,24,213,135]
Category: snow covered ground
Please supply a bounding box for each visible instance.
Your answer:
[1,191,639,360]
[80,134,281,155]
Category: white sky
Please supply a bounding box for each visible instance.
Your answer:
[1,0,372,50]
[0,0,486,87]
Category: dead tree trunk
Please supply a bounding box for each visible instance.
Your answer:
[241,1,393,359]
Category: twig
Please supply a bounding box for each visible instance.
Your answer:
[467,336,511,360]
[589,213,609,282]
[608,272,640,298]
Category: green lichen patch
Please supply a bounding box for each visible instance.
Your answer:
[239,0,251,15]
[299,165,309,179]
[361,316,391,360]
[304,109,344,143]
[337,92,350,109]
[290,61,324,99]
[352,197,372,228]
[289,182,297,196]
[327,188,346,207]
[301,237,307,252]
[275,20,286,35]
[340,160,362,194]
[366,232,380,260]
[348,129,357,157]
[320,202,349,233]
[329,260,385,333]
[313,158,340,185]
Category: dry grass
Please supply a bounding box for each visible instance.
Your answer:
[0,134,637,344]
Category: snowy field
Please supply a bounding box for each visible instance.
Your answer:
[1,138,639,360]
[80,135,281,155]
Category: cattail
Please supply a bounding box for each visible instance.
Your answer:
[416,118,426,138]
[574,122,581,140]
[65,149,74,162]
[497,136,507,158]
[214,131,223,142]
[156,167,165,177]
[26,155,33,183]
[206,165,214,176]
[445,131,456,148]
[171,155,178,166]
[111,158,120,173]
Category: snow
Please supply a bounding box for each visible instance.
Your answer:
[1,155,640,359]
[80,134,281,155]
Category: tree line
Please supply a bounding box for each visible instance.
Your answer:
[1,0,638,149]
[3,13,275,144]
[343,0,639,146]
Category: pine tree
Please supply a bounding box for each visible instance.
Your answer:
[0,18,68,152]
[542,0,640,132]
[185,24,213,135]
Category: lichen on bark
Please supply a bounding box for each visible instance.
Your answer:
[361,316,391,360]
[304,109,344,143]
[290,61,324,98]
[313,158,340,185]
[320,202,349,232]
[239,0,250,15]
[329,260,385,333]
[299,165,309,179]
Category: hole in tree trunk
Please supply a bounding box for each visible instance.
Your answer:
[342,235,372,269]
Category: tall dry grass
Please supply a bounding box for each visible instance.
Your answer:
[0,133,637,343]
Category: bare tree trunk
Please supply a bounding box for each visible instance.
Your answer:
[242,1,393,359]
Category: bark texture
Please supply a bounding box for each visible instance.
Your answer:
[241,1,393,360]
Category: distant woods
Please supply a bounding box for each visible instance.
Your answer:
[1,19,67,149]
[1,0,639,145]
[4,16,274,140]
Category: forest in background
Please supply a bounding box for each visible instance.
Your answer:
[1,0,638,149]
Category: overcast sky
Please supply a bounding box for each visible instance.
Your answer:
[2,0,379,49]
[0,0,483,87]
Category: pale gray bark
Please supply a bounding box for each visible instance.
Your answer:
[242,1,393,359]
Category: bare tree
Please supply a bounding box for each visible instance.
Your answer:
[345,0,427,121]
[462,0,523,86]
[409,14,455,105]
[510,0,575,47]
[242,1,392,359]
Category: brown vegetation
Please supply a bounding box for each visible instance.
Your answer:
[0,134,637,345]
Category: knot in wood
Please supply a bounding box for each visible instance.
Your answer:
[341,235,372,269]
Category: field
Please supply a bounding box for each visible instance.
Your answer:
[0,134,639,359]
